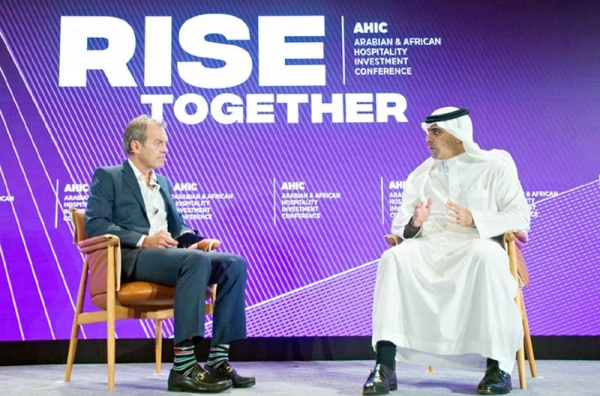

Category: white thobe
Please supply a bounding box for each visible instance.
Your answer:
[373,152,530,373]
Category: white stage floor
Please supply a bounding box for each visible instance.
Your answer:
[0,360,597,395]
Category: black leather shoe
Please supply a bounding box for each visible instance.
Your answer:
[204,362,256,388]
[363,364,397,395]
[168,364,232,393]
[477,366,512,394]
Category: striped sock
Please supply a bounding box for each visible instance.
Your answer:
[173,339,197,376]
[206,344,230,369]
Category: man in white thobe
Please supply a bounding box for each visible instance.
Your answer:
[363,107,530,396]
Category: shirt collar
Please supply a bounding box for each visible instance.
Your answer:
[128,158,158,186]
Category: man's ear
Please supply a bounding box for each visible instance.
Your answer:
[130,140,140,153]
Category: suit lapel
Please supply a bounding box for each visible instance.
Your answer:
[157,176,182,236]
[157,177,176,213]
[122,161,147,215]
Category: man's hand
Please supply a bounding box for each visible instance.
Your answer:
[411,197,433,227]
[142,230,178,249]
[446,199,475,228]
[189,239,222,252]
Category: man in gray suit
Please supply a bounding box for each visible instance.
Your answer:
[85,115,255,393]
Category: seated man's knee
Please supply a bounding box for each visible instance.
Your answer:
[470,240,507,266]
[380,249,397,265]
[227,254,247,276]
[381,241,417,265]
[181,250,212,276]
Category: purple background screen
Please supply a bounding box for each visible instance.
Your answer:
[0,0,599,341]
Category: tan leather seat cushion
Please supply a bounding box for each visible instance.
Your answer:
[92,282,175,309]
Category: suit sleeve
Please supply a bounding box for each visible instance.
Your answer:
[85,167,146,247]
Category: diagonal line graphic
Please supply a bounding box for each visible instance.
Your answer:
[0,30,75,182]
[0,163,55,339]
[0,4,597,340]
[246,258,379,311]
[530,180,597,206]
[0,59,164,340]
[341,15,346,85]
[207,259,380,331]
[0,87,77,313]
[0,242,25,340]
[236,179,599,332]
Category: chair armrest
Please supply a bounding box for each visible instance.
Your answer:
[504,230,528,248]
[384,234,402,246]
[503,231,530,287]
[77,234,122,296]
[78,235,120,253]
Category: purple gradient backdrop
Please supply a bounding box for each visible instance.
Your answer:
[0,0,599,341]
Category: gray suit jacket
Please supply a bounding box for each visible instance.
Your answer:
[85,160,201,278]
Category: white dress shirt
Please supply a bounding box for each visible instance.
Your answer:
[128,159,169,247]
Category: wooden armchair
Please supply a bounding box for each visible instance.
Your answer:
[384,231,537,389]
[503,231,537,389]
[65,208,217,391]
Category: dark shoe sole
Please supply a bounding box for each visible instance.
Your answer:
[363,382,397,395]
[477,388,511,395]
[168,382,232,393]
[232,379,256,388]
[233,382,256,388]
[363,389,388,396]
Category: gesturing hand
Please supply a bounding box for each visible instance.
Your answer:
[411,197,433,227]
[142,230,178,249]
[446,199,475,228]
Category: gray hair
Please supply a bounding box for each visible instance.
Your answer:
[123,115,166,154]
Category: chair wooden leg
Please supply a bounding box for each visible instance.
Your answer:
[107,316,116,392]
[64,323,80,382]
[156,319,163,374]
[106,244,117,391]
[517,346,526,389]
[65,260,88,382]
[516,289,527,389]
[520,292,537,377]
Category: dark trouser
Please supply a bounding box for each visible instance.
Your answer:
[127,248,247,345]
